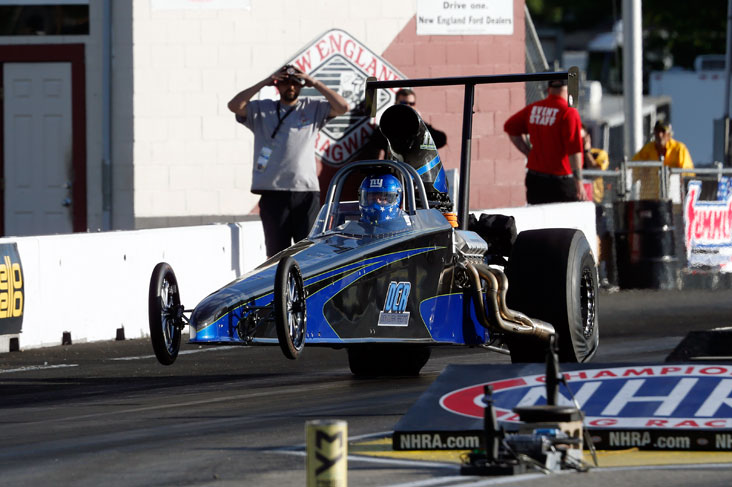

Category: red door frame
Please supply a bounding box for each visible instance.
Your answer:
[0,44,87,235]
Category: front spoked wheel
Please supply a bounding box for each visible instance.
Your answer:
[148,262,184,365]
[274,256,307,360]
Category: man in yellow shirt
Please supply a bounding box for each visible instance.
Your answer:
[631,120,693,199]
[632,120,693,169]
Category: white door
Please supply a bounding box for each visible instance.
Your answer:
[3,62,73,237]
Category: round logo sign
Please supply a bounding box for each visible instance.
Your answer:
[439,365,732,429]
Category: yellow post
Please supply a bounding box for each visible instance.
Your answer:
[306,419,347,487]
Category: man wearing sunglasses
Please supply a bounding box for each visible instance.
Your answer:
[228,65,349,257]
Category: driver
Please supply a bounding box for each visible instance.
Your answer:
[358,174,404,224]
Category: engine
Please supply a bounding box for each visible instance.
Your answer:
[454,230,488,265]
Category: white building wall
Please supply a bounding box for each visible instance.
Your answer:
[129,0,416,225]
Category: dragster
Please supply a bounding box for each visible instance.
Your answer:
[148,67,598,375]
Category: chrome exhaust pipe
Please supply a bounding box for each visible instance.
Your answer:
[466,262,554,340]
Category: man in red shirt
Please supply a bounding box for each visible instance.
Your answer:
[504,79,587,204]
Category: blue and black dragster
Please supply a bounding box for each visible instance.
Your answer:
[148,68,599,376]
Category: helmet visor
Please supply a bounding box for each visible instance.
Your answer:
[361,191,399,207]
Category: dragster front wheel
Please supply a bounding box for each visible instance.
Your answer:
[148,262,183,365]
[274,256,307,360]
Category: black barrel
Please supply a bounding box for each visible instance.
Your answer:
[613,199,679,290]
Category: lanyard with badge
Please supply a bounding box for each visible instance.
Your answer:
[256,101,295,172]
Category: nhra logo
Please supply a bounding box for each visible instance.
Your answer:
[281,29,405,166]
[378,281,411,327]
[440,365,732,429]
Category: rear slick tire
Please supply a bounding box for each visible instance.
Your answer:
[505,228,599,363]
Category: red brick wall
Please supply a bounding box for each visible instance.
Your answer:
[381,0,528,210]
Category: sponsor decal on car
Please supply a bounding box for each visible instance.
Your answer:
[378,281,411,327]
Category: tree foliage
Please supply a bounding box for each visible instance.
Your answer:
[527,0,728,70]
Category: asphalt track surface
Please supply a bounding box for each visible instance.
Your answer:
[2,288,732,486]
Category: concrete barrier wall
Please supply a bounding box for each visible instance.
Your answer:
[0,222,267,352]
[478,202,597,255]
[0,202,595,353]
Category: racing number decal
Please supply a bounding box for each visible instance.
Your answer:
[378,281,411,327]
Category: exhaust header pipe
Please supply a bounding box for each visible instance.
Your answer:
[466,262,554,341]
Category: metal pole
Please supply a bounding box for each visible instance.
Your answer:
[725,0,732,119]
[458,84,475,230]
[724,0,732,165]
[102,0,113,230]
[622,0,643,159]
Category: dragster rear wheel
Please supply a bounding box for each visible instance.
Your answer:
[274,256,307,360]
[505,228,599,363]
[148,262,183,365]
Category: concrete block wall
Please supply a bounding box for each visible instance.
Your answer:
[381,0,529,210]
[129,0,417,227]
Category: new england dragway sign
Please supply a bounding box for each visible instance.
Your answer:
[394,363,732,451]
[267,29,405,166]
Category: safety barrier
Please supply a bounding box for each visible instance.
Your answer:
[0,202,595,353]
[0,222,267,353]
[581,161,732,290]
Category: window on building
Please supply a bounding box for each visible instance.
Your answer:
[0,4,89,36]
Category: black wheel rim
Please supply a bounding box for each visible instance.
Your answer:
[580,267,596,340]
[160,277,180,354]
[286,269,306,351]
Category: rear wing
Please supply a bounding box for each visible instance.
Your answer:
[364,67,580,230]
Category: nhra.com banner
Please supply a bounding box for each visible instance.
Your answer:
[395,363,732,451]
[0,243,24,336]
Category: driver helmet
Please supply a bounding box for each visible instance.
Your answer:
[359,174,403,224]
